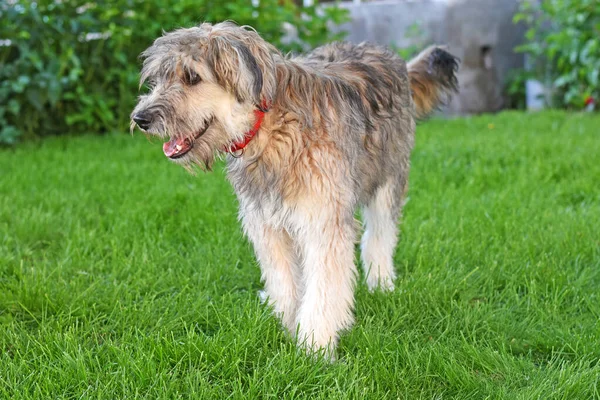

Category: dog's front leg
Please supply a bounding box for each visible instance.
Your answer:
[241,213,299,334]
[293,208,357,358]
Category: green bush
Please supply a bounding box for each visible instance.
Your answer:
[514,0,600,109]
[0,1,348,145]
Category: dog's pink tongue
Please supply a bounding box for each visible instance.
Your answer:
[163,138,191,158]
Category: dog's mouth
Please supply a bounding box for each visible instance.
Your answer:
[162,118,213,159]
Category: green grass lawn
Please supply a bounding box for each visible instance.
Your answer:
[1,111,599,399]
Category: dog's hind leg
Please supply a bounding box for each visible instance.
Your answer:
[360,180,405,291]
[293,206,358,358]
[242,215,299,334]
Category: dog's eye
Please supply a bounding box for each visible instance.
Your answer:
[184,69,201,86]
[146,79,157,90]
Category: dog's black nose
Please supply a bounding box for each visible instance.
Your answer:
[133,112,152,130]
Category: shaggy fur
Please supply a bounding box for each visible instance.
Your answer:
[131,22,458,358]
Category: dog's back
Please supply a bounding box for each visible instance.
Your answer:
[305,41,458,119]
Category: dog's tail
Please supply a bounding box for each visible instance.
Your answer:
[407,46,459,119]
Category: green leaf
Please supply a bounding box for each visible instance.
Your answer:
[588,69,599,87]
[7,99,20,115]
[25,87,46,111]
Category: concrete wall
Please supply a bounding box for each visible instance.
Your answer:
[333,0,527,114]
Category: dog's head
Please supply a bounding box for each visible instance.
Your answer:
[131,22,277,169]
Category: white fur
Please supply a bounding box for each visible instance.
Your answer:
[241,207,300,333]
[361,181,400,291]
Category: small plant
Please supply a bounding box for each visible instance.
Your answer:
[391,22,427,61]
[504,70,530,110]
[514,0,600,109]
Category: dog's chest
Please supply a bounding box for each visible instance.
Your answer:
[227,162,293,229]
[240,191,289,228]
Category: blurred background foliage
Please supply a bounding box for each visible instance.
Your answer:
[510,0,600,109]
[0,0,349,145]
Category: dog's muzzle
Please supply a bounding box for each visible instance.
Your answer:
[132,112,152,131]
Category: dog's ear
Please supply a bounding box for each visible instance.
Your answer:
[206,34,275,108]
[208,37,262,105]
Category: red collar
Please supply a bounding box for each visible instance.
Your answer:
[225,102,269,154]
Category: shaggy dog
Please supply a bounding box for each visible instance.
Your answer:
[131,22,458,358]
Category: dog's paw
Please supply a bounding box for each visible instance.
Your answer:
[296,336,337,362]
[367,277,395,292]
